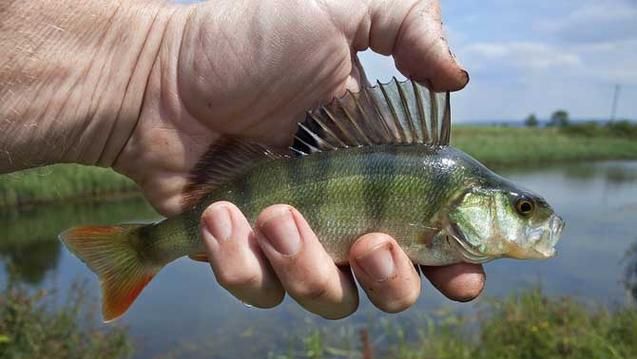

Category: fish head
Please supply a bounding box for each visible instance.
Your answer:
[446,185,565,263]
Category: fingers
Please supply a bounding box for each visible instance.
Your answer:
[421,263,486,302]
[200,202,285,308]
[201,202,483,319]
[363,0,469,91]
[255,205,360,319]
[349,233,421,313]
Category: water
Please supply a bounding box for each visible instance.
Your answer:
[1,161,636,358]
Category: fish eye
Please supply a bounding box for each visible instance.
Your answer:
[515,197,535,217]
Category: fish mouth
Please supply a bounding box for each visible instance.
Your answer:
[515,215,565,259]
[447,223,492,264]
[530,215,565,258]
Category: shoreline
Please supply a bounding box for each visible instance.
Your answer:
[2,127,636,211]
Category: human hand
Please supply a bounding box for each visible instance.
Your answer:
[109,0,482,317]
[0,0,482,318]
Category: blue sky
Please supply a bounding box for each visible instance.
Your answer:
[360,0,637,122]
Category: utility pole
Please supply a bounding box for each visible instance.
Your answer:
[610,84,621,122]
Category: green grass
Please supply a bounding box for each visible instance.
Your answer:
[0,164,137,210]
[1,126,637,209]
[452,126,637,168]
[272,289,637,359]
[0,277,132,359]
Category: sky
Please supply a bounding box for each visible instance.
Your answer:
[360,0,637,122]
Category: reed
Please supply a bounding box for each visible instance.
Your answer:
[273,288,637,359]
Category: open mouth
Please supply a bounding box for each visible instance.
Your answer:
[530,215,565,258]
[448,223,492,264]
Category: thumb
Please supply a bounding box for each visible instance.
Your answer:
[362,0,468,91]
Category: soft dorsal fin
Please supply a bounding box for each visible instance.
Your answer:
[292,78,451,155]
[182,136,286,208]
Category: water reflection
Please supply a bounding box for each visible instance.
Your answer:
[0,197,159,285]
[507,161,637,186]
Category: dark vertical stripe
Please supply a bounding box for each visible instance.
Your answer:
[363,146,396,230]
[422,149,453,221]
[286,156,304,208]
[234,175,254,218]
[285,152,332,234]
[308,152,332,234]
[184,205,204,253]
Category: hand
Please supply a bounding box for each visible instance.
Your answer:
[197,202,484,318]
[1,0,482,317]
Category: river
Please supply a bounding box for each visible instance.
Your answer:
[1,161,636,358]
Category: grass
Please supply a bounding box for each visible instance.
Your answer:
[272,289,637,359]
[0,275,132,359]
[1,126,637,209]
[452,126,637,168]
[0,164,137,210]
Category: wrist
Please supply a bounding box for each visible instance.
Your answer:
[0,0,179,172]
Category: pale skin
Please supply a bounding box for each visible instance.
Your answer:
[1,0,485,319]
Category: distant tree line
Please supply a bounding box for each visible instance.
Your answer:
[523,110,637,138]
[524,110,570,128]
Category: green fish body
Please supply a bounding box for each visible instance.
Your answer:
[60,79,565,322]
[143,145,499,266]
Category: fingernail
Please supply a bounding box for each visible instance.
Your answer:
[258,207,301,256]
[201,205,232,246]
[356,239,395,282]
[461,69,470,85]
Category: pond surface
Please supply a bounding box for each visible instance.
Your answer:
[1,161,636,358]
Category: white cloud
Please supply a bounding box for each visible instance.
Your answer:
[462,42,582,71]
[537,1,637,43]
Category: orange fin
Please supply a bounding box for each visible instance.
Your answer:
[59,224,161,322]
[188,252,210,263]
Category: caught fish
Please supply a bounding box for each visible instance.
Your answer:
[60,79,565,322]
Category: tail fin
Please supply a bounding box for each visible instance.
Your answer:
[59,224,160,322]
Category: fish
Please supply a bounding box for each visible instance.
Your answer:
[59,79,565,322]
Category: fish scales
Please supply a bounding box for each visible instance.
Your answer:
[208,146,466,266]
[153,145,457,264]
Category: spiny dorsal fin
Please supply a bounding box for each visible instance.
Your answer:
[182,136,286,208]
[183,79,450,208]
[292,78,451,155]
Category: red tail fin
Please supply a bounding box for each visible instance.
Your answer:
[60,224,161,322]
